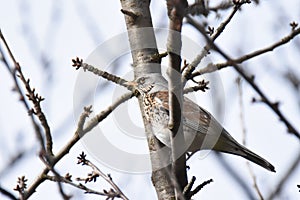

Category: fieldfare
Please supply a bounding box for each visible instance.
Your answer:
[127,75,275,172]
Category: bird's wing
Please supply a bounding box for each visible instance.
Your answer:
[183,97,212,134]
[151,91,212,134]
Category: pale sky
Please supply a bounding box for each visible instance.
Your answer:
[0,1,300,199]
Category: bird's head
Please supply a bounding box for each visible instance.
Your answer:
[135,76,155,94]
[126,76,166,95]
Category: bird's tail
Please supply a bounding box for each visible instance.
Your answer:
[215,130,276,172]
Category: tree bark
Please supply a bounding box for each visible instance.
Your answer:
[120,0,175,199]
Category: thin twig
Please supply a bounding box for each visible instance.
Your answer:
[215,153,256,199]
[183,79,209,94]
[0,185,18,200]
[188,179,213,198]
[77,105,93,133]
[77,152,129,200]
[72,57,129,88]
[40,158,71,199]
[83,92,134,133]
[183,176,213,199]
[45,174,116,197]
[0,151,26,178]
[13,176,27,200]
[1,34,53,156]
[266,151,300,200]
[0,29,46,154]
[183,176,196,198]
[237,77,264,200]
[182,4,241,84]
[0,30,53,156]
[16,62,53,156]
[192,27,300,77]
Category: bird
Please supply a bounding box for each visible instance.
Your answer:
[126,75,275,172]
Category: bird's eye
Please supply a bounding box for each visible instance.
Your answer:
[137,77,146,85]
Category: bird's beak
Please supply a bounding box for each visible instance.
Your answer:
[124,80,138,88]
[124,81,141,96]
[124,81,139,93]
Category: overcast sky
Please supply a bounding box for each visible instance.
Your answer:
[1,1,300,199]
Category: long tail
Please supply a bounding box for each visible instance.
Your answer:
[236,144,275,172]
[216,130,276,172]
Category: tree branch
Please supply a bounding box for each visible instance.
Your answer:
[76,152,129,200]
[1,30,54,156]
[166,0,188,198]
[0,185,18,200]
[266,151,300,200]
[192,22,300,140]
[0,29,47,155]
[71,57,129,88]
[24,92,133,199]
[192,26,300,77]
[237,77,264,200]
[182,3,242,84]
[120,0,175,199]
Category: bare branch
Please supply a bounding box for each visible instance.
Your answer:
[183,79,209,94]
[83,92,134,133]
[0,185,18,200]
[77,152,129,200]
[187,178,213,199]
[0,30,45,152]
[192,21,300,140]
[246,163,264,200]
[166,0,188,198]
[182,3,241,84]
[13,176,27,200]
[120,9,139,20]
[24,92,133,199]
[266,151,300,200]
[0,151,26,178]
[39,156,72,200]
[77,105,93,133]
[46,173,119,198]
[183,176,196,197]
[72,57,129,88]
[192,26,300,77]
[17,65,53,156]
[120,1,176,199]
[237,77,264,200]
[215,153,256,199]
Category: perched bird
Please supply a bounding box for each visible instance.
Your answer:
[127,75,275,172]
